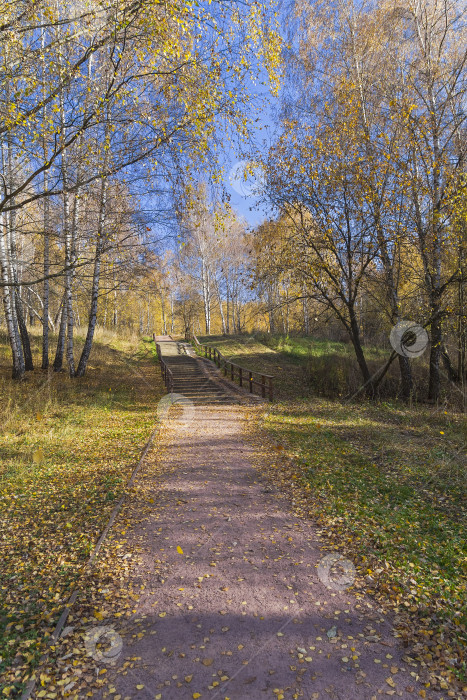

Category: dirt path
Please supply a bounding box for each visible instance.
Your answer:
[88,343,442,700]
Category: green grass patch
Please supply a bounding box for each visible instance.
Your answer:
[195,334,466,685]
[196,333,308,399]
[0,330,164,696]
[265,398,466,683]
[257,332,386,361]
[197,333,394,400]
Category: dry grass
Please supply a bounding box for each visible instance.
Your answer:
[0,328,164,697]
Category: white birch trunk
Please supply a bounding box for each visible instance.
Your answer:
[0,213,24,377]
[76,176,108,376]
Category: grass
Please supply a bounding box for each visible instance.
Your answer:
[197,333,466,689]
[197,332,391,400]
[2,328,465,693]
[264,400,466,687]
[0,328,164,697]
[256,332,387,361]
[199,332,464,406]
[196,333,306,399]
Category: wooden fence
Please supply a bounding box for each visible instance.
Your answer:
[190,333,274,401]
[154,340,174,393]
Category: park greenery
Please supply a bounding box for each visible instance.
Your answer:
[0,0,465,405]
[198,333,466,688]
[1,0,466,696]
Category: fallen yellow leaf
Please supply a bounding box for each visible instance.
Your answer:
[32,448,44,463]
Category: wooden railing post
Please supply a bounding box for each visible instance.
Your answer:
[155,341,174,395]
[187,337,274,401]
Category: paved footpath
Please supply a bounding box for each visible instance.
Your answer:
[93,340,444,700]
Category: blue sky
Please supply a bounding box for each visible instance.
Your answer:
[221,72,280,229]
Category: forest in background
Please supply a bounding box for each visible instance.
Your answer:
[0,0,280,377]
[1,0,466,407]
[1,2,466,696]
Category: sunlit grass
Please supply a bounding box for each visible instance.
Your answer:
[263,397,466,682]
[0,329,164,696]
[196,333,466,685]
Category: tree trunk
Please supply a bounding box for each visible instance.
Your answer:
[6,131,34,371]
[63,181,75,376]
[113,275,118,327]
[146,293,150,334]
[348,306,374,397]
[457,236,466,384]
[268,284,276,333]
[27,288,34,326]
[53,299,67,372]
[303,287,310,335]
[74,294,80,327]
[59,74,76,377]
[41,19,50,370]
[75,243,101,376]
[214,278,226,334]
[352,37,414,402]
[201,259,211,334]
[75,177,107,377]
[75,255,100,375]
[426,78,443,402]
[397,355,413,400]
[0,213,25,378]
[160,290,167,334]
[441,344,459,383]
[428,313,442,402]
[231,282,237,333]
[226,284,230,334]
[15,295,34,371]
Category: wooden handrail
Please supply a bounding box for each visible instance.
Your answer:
[155,341,174,393]
[190,333,274,401]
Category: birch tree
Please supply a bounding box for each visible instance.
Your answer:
[0,0,282,376]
